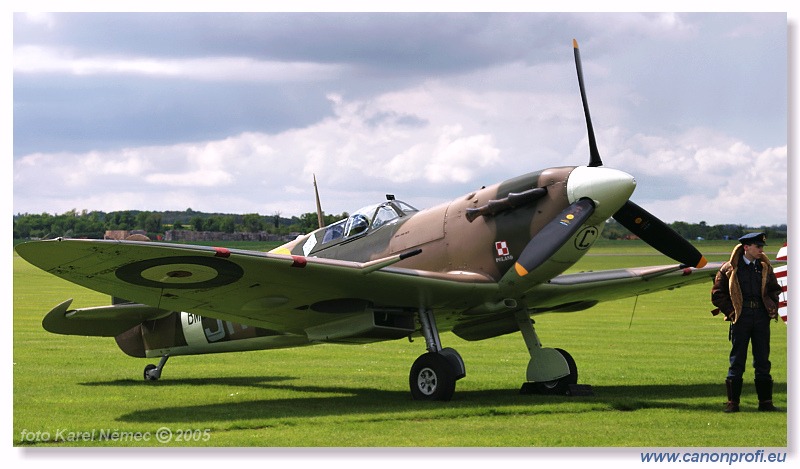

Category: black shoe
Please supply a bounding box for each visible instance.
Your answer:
[758,400,779,412]
[754,379,780,411]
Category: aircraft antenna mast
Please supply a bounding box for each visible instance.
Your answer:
[313,174,325,228]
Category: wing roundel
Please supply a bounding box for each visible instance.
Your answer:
[115,256,244,289]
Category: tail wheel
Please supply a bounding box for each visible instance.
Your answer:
[143,364,160,381]
[409,352,456,401]
[143,355,169,381]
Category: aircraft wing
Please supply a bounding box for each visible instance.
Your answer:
[453,263,722,340]
[532,263,721,306]
[15,239,498,337]
[17,239,721,343]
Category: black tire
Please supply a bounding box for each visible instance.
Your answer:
[536,348,578,395]
[409,352,457,401]
[143,364,159,381]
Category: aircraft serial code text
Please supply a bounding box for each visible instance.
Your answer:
[19,427,211,444]
[641,450,786,464]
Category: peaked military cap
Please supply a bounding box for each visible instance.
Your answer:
[738,232,767,246]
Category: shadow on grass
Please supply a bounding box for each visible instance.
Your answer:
[80,376,786,424]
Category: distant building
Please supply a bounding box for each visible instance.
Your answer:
[106,229,294,242]
[163,230,293,243]
[104,230,148,240]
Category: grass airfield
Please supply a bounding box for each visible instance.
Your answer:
[12,240,788,448]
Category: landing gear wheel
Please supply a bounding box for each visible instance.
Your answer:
[143,355,169,381]
[143,364,160,381]
[535,348,578,395]
[410,352,457,401]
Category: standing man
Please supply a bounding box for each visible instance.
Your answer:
[711,232,782,412]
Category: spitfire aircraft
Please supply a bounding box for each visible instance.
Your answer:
[16,40,720,401]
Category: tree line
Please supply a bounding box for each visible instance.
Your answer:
[12,208,348,240]
[602,219,786,243]
[13,208,787,242]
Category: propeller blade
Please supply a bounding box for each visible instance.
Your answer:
[613,200,708,268]
[573,39,602,168]
[514,198,596,277]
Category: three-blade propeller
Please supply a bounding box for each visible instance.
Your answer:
[512,40,707,278]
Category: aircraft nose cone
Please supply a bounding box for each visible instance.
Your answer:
[566,166,636,218]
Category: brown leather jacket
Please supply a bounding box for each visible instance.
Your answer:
[711,244,781,323]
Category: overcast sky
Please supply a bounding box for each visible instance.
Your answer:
[10,10,790,226]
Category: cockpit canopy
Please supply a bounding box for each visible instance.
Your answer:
[321,200,418,244]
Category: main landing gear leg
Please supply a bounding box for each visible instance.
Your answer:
[143,354,170,381]
[515,312,579,395]
[409,308,465,401]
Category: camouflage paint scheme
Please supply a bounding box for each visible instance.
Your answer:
[16,164,718,392]
[15,41,719,400]
[281,167,573,279]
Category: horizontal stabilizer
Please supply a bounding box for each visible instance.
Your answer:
[42,299,172,337]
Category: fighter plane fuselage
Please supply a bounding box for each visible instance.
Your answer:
[276,166,584,283]
[114,166,598,360]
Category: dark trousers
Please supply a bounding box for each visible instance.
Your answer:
[728,307,771,380]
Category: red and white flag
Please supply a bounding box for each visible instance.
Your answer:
[495,241,509,256]
[775,243,787,324]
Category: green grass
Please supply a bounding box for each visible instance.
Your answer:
[12,242,788,448]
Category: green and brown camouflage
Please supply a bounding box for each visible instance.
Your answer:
[277,167,576,282]
[15,40,717,400]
